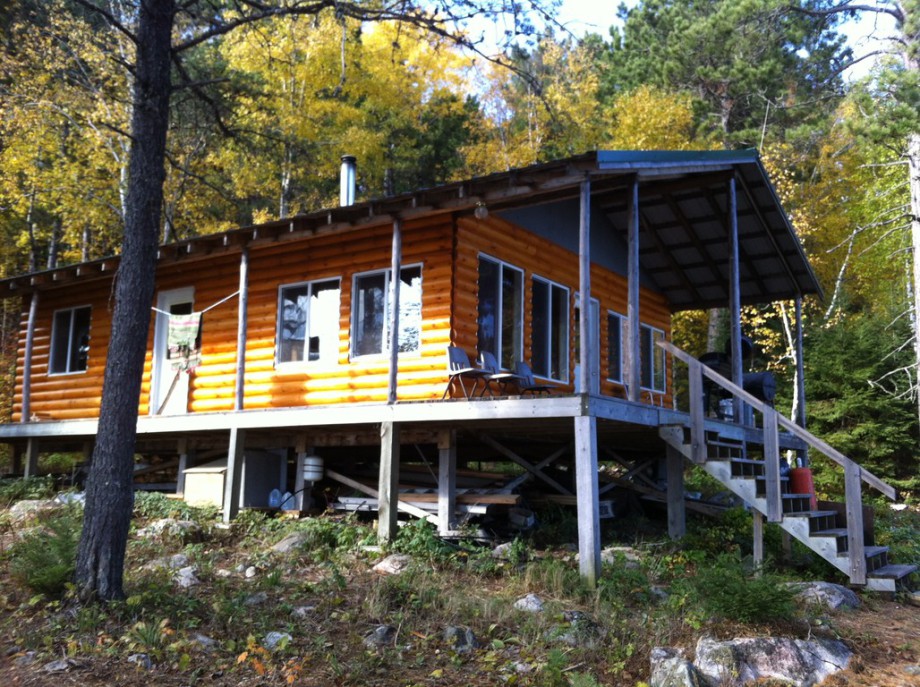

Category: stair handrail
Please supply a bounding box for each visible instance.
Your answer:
[659,340,896,501]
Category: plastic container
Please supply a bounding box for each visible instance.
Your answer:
[303,455,324,482]
[790,467,817,510]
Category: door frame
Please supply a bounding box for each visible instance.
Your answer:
[150,286,195,415]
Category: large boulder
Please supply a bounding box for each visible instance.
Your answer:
[649,647,707,687]
[694,636,852,687]
[787,581,860,611]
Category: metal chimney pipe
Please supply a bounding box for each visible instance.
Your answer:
[340,155,357,206]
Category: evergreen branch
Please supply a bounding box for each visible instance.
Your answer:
[70,0,139,44]
[789,2,904,24]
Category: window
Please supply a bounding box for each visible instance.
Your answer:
[607,311,624,383]
[640,324,666,392]
[532,277,568,381]
[277,279,340,365]
[351,266,421,358]
[477,256,523,369]
[50,306,91,374]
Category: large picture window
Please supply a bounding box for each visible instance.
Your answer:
[50,306,91,374]
[477,256,523,369]
[640,324,666,392]
[532,277,568,381]
[607,311,624,383]
[277,279,340,365]
[351,266,422,358]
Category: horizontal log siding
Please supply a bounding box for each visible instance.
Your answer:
[455,216,672,403]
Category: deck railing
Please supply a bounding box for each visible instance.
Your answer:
[659,340,897,585]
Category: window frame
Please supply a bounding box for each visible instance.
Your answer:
[49,305,91,376]
[531,275,569,383]
[606,310,625,384]
[349,264,423,360]
[275,277,342,368]
[476,254,524,371]
[640,323,667,393]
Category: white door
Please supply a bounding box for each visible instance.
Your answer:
[151,287,195,415]
[574,297,601,394]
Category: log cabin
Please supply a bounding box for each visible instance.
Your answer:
[0,150,914,590]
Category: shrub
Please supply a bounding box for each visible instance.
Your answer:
[8,505,81,596]
[674,552,796,623]
[133,491,216,521]
[0,475,57,508]
[391,518,455,563]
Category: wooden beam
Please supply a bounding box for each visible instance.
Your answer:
[293,435,309,512]
[378,421,401,541]
[387,219,402,404]
[326,467,436,524]
[795,297,809,466]
[437,429,456,535]
[666,444,686,539]
[176,438,190,497]
[763,407,782,522]
[234,248,249,411]
[845,462,866,585]
[222,428,245,523]
[24,438,39,478]
[574,415,600,587]
[578,175,594,395]
[752,510,764,574]
[479,434,573,496]
[502,442,571,492]
[21,291,39,423]
[627,178,641,402]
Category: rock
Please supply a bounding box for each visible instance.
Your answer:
[905,665,920,676]
[650,586,670,603]
[127,653,153,670]
[514,593,544,613]
[244,566,258,578]
[9,499,57,522]
[43,658,77,672]
[145,553,190,571]
[192,634,218,651]
[235,563,247,573]
[787,581,860,611]
[271,532,309,554]
[53,492,85,506]
[363,625,397,649]
[174,566,200,588]
[137,519,200,540]
[694,635,852,687]
[444,626,478,653]
[14,651,37,666]
[906,591,920,608]
[373,554,413,575]
[547,611,604,648]
[291,605,316,619]
[244,592,268,606]
[264,632,292,651]
[649,647,707,687]
[214,568,232,578]
[492,542,514,559]
[601,546,642,568]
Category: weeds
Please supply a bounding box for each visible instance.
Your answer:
[0,475,57,508]
[7,504,81,596]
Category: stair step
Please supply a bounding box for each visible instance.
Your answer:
[867,563,918,580]
[781,494,813,513]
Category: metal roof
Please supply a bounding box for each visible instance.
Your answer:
[0,150,821,310]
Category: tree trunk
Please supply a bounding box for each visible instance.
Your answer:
[74,0,175,602]
[908,133,920,427]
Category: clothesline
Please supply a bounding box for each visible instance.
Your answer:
[151,290,240,317]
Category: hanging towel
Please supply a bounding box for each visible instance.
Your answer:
[167,312,203,371]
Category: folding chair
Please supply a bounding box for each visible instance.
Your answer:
[442,346,490,399]
[479,351,524,396]
[513,360,558,396]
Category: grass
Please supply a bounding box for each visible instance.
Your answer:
[0,492,917,686]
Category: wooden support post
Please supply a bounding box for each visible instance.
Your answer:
[21,291,39,423]
[627,178,641,402]
[688,358,706,464]
[763,407,782,522]
[666,444,686,539]
[752,510,764,575]
[578,176,596,395]
[728,175,744,423]
[234,248,249,411]
[794,297,809,466]
[480,435,573,495]
[176,438,190,497]
[378,421,400,542]
[437,429,456,535]
[293,435,309,512]
[222,428,246,523]
[387,219,402,404]
[24,438,39,478]
[574,414,600,588]
[11,445,22,475]
[845,462,866,585]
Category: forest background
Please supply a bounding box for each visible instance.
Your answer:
[0,0,917,499]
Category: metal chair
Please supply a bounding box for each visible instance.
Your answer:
[478,351,524,396]
[442,346,490,399]
[513,360,557,396]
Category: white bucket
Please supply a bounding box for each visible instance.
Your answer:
[303,455,324,482]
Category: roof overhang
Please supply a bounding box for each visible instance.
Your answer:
[0,150,821,311]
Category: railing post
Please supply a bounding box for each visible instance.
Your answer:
[845,462,866,585]
[688,358,706,464]
[763,407,782,522]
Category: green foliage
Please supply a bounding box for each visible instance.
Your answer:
[672,552,796,623]
[133,491,216,522]
[391,518,456,563]
[874,505,920,565]
[7,505,81,596]
[0,475,56,507]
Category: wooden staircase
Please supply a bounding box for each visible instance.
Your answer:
[658,342,917,593]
